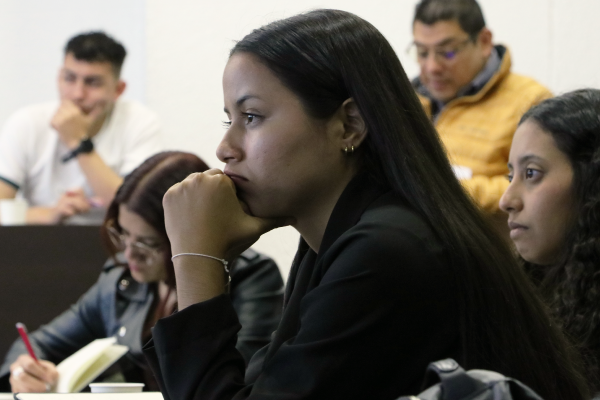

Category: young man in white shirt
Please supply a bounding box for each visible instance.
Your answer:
[0,32,164,224]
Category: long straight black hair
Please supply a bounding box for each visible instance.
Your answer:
[231,9,589,399]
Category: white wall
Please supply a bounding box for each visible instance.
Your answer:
[480,0,600,93]
[1,0,599,279]
[0,0,147,126]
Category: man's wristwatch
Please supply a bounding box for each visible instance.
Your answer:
[62,137,94,163]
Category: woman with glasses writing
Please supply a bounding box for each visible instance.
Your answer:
[0,151,283,393]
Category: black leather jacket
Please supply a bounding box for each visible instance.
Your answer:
[0,249,283,389]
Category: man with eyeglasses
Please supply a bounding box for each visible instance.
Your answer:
[410,0,551,231]
[0,32,164,225]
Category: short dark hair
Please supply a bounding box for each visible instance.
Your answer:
[101,151,210,286]
[414,0,486,38]
[65,31,127,76]
[231,9,589,399]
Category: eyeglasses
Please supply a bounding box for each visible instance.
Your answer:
[406,37,474,65]
[106,224,165,265]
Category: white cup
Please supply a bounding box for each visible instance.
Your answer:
[0,199,28,225]
[89,383,145,393]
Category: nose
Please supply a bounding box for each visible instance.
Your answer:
[216,125,243,164]
[422,52,443,74]
[71,79,86,102]
[123,240,144,263]
[123,243,135,262]
[499,180,523,214]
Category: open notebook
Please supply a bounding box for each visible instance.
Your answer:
[54,337,128,393]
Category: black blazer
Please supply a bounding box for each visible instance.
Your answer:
[144,173,460,399]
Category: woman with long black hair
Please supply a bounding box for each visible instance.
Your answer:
[500,88,600,394]
[144,9,590,400]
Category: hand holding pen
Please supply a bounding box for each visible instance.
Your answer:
[16,323,38,363]
[9,323,58,393]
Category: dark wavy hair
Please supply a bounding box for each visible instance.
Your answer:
[519,88,600,391]
[101,151,210,287]
[231,9,589,399]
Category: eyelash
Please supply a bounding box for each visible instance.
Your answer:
[222,113,261,129]
[506,168,540,183]
[525,168,538,179]
[242,113,260,124]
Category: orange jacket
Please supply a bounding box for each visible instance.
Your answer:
[417,47,552,213]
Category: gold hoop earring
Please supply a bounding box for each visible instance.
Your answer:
[344,146,348,154]
[351,145,355,154]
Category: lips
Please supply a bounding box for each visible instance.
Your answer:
[508,221,527,239]
[224,171,249,186]
[74,103,93,114]
[129,263,144,272]
[227,174,247,183]
[429,80,449,91]
[224,171,254,215]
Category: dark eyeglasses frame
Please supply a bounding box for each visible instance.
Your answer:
[106,223,165,265]
[407,37,475,64]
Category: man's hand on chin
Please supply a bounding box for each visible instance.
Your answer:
[51,100,104,149]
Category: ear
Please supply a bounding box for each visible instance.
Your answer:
[339,98,368,151]
[115,80,127,98]
[477,27,493,58]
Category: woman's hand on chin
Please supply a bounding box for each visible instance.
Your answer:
[163,168,295,261]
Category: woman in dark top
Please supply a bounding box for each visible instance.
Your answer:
[500,89,600,393]
[2,151,283,393]
[144,10,590,400]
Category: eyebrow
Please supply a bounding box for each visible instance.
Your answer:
[223,94,260,113]
[413,37,459,48]
[507,154,545,169]
[120,227,160,242]
[62,69,105,81]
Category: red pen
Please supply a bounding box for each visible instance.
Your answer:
[16,322,39,363]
